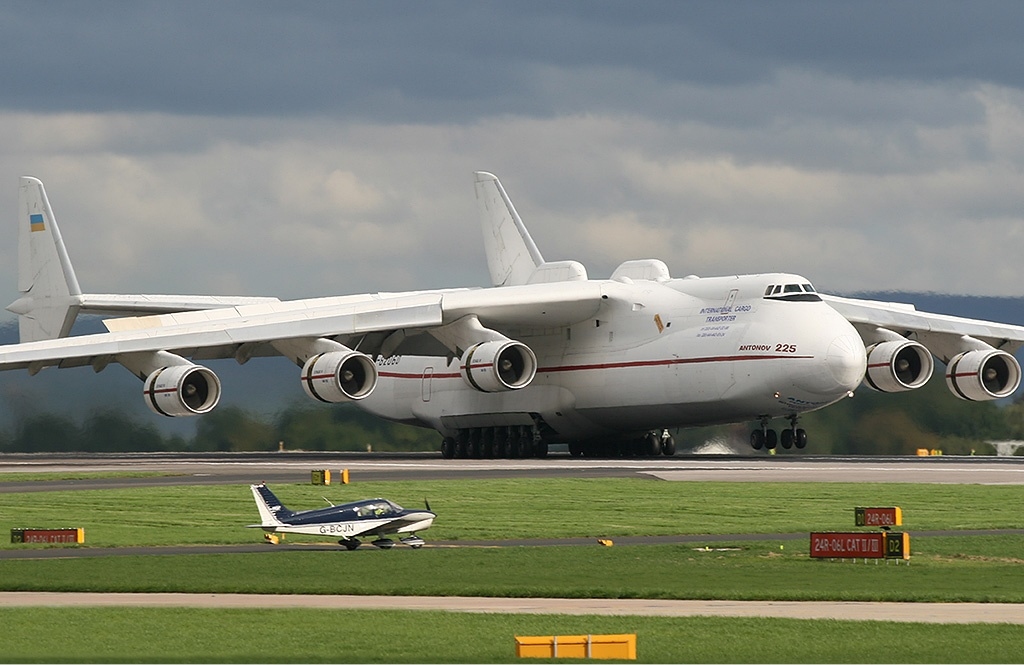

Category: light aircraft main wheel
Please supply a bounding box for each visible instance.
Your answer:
[661,435,676,456]
[795,429,808,449]
[780,429,794,449]
[765,429,778,450]
[750,430,765,450]
[440,437,455,459]
[342,539,360,551]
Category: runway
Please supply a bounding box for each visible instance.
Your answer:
[1,592,1022,624]
[1,451,1022,492]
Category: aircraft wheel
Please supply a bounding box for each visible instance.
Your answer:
[661,435,676,456]
[646,432,661,456]
[517,428,532,457]
[780,429,794,449]
[342,539,360,551]
[569,442,584,457]
[765,429,778,450]
[534,440,548,458]
[481,428,495,458]
[468,429,482,458]
[454,430,468,458]
[795,429,808,449]
[750,429,765,450]
[502,427,516,458]
[440,437,455,459]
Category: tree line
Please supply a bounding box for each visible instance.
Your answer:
[2,381,1024,454]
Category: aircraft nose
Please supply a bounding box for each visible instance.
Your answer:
[826,334,867,393]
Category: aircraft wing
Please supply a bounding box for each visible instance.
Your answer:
[822,294,1024,363]
[0,282,606,372]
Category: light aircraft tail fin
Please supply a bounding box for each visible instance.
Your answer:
[7,176,83,342]
[474,172,545,287]
[250,483,294,526]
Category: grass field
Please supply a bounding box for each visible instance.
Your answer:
[2,477,1022,662]
[1,479,1022,547]
[4,608,1024,663]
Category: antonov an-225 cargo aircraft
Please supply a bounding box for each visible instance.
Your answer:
[4,173,1024,457]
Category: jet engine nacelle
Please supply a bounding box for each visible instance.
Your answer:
[945,349,1022,401]
[301,350,378,403]
[863,340,934,393]
[143,364,222,417]
[460,340,537,392]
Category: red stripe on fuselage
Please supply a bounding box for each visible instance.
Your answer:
[378,354,811,380]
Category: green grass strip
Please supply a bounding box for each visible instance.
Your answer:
[2,608,1023,663]
[2,538,1023,602]
[1,480,1021,548]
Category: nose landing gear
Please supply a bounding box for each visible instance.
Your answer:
[750,416,807,451]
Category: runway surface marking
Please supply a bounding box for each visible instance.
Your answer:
[1,592,1021,624]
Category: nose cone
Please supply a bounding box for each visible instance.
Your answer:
[826,334,867,393]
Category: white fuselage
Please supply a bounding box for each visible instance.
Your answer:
[360,273,867,442]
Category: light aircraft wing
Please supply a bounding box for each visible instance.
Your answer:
[822,294,1024,363]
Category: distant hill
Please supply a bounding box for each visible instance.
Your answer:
[0,291,1021,436]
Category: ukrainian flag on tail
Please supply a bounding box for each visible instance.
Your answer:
[29,213,45,232]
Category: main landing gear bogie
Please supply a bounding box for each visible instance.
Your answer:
[441,426,676,459]
[442,425,544,459]
[750,416,807,452]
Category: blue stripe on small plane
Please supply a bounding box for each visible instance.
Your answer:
[29,213,45,232]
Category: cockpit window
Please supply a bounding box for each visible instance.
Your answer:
[356,500,402,518]
[763,281,822,302]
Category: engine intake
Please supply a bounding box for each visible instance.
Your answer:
[945,349,1022,401]
[461,340,537,392]
[864,340,933,393]
[301,350,377,403]
[143,365,221,417]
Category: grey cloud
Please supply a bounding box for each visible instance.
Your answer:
[3,1,1024,121]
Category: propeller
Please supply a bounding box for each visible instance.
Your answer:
[424,498,432,512]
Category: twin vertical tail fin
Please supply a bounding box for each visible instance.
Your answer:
[250,483,294,526]
[474,172,545,287]
[6,177,83,342]
[473,171,587,287]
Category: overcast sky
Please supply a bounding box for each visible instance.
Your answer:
[3,0,1024,313]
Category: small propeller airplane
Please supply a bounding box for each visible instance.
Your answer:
[248,483,435,549]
